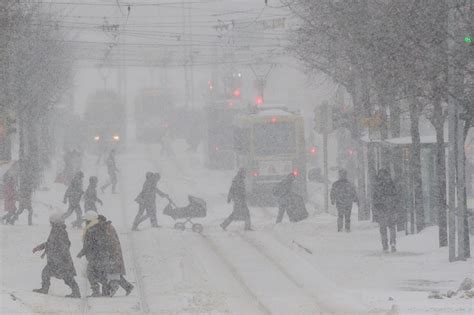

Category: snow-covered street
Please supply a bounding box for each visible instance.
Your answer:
[1,142,472,314]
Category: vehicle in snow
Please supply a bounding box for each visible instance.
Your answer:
[134,88,174,143]
[232,107,307,205]
[84,90,126,154]
[204,99,244,170]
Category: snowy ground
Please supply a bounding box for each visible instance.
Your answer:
[1,141,473,314]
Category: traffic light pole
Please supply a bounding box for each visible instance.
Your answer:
[321,103,329,213]
[323,128,329,213]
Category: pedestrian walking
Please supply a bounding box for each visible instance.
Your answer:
[273,174,295,224]
[32,213,80,298]
[160,129,174,157]
[330,169,358,232]
[84,176,103,213]
[372,169,398,253]
[77,211,111,297]
[62,171,84,228]
[13,177,34,226]
[220,168,252,231]
[98,215,134,296]
[2,174,17,225]
[63,148,74,185]
[132,172,169,230]
[101,150,118,194]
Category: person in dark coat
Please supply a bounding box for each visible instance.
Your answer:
[32,213,80,298]
[13,177,34,226]
[98,215,134,297]
[330,169,358,232]
[84,176,103,213]
[372,168,398,252]
[274,174,295,224]
[221,168,252,231]
[132,172,168,230]
[77,211,111,296]
[62,171,84,228]
[132,172,154,231]
[101,150,118,194]
[63,148,74,185]
[2,174,17,225]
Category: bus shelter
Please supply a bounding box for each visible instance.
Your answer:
[362,136,446,229]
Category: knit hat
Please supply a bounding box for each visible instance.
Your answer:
[49,212,64,223]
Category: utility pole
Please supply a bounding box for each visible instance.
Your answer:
[456,108,467,260]
[448,97,457,262]
[315,101,332,213]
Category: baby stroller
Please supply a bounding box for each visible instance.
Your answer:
[163,195,207,233]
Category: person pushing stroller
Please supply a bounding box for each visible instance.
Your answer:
[132,172,169,231]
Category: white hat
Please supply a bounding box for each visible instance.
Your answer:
[49,212,64,223]
[84,211,98,221]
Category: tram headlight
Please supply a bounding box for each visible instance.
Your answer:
[112,135,120,141]
[94,135,100,142]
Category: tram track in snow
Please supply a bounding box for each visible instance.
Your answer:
[144,144,329,314]
[117,177,150,314]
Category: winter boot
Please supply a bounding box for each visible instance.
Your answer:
[125,283,134,296]
[65,280,81,298]
[220,223,227,231]
[391,245,397,253]
[33,287,48,294]
[108,281,120,297]
[88,285,101,297]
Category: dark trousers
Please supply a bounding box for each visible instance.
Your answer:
[276,199,290,223]
[62,204,82,227]
[2,209,17,224]
[337,206,352,232]
[101,174,117,193]
[133,204,158,229]
[41,264,80,294]
[221,213,251,230]
[87,263,107,294]
[15,204,33,225]
[379,223,396,250]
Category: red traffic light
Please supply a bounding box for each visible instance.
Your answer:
[256,96,264,105]
[233,88,241,98]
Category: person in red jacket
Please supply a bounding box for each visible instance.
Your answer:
[2,174,17,225]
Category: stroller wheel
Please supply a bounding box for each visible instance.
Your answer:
[192,223,203,233]
[174,222,186,231]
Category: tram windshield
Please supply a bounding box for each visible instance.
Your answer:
[253,122,296,155]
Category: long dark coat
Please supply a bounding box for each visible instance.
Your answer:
[330,179,358,210]
[105,221,126,275]
[77,222,111,269]
[273,175,294,207]
[36,223,76,279]
[372,175,397,225]
[227,175,250,221]
[84,184,100,212]
[64,177,83,206]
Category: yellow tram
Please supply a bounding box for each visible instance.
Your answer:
[232,107,307,205]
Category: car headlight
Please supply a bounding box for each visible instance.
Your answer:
[113,135,120,141]
[94,135,100,141]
